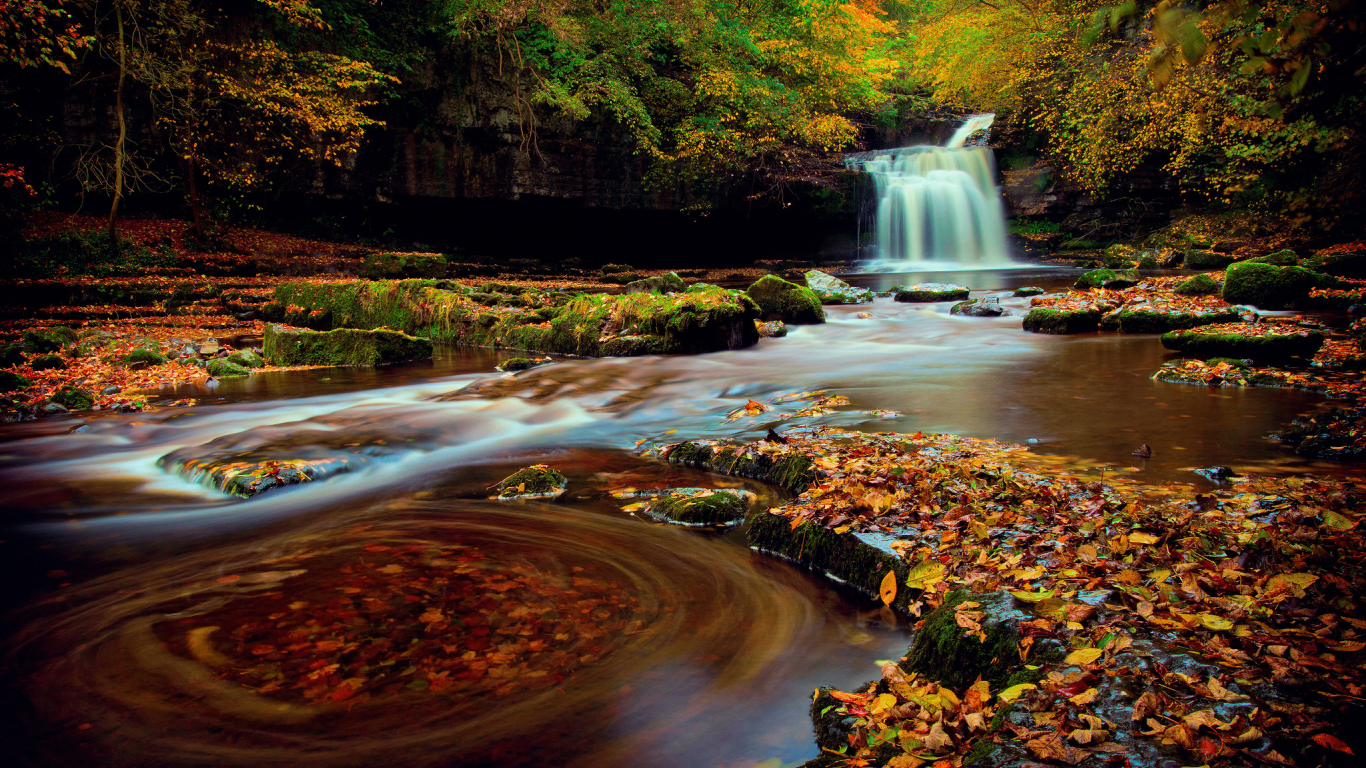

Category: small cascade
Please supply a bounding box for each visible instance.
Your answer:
[848,114,1010,266]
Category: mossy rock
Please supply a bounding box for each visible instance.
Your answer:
[893,283,970,302]
[1098,307,1240,333]
[21,328,71,353]
[1185,251,1237,269]
[490,465,567,499]
[1073,268,1139,290]
[804,269,872,304]
[51,385,94,410]
[625,272,686,294]
[359,252,447,279]
[264,324,433,366]
[1161,324,1325,361]
[1174,273,1220,296]
[746,275,825,324]
[648,490,748,526]
[0,342,24,367]
[601,334,666,356]
[30,354,66,370]
[901,591,1026,691]
[496,357,550,372]
[600,263,634,274]
[756,320,787,338]
[121,348,167,367]
[599,272,644,285]
[1022,307,1102,334]
[226,351,265,368]
[0,370,31,393]
[1012,286,1045,297]
[207,358,251,378]
[1222,262,1317,309]
[950,298,1004,317]
[667,441,816,494]
[1301,250,1366,278]
[1244,249,1298,266]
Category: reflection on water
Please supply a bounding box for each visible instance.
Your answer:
[1,266,1360,766]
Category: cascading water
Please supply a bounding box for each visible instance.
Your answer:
[849,114,1010,266]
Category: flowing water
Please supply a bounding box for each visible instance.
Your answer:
[0,268,1353,767]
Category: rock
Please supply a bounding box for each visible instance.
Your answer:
[496,357,551,372]
[903,591,1027,690]
[1161,323,1325,361]
[120,348,167,367]
[1244,249,1298,266]
[21,328,73,353]
[0,342,24,367]
[745,275,825,324]
[1098,306,1240,333]
[1132,444,1153,458]
[1222,262,1317,309]
[624,271,686,294]
[490,464,568,499]
[264,324,434,366]
[1074,268,1139,290]
[1275,407,1366,461]
[198,339,220,356]
[950,298,1004,317]
[1173,273,1220,295]
[635,488,751,526]
[359,252,447,279]
[39,401,70,415]
[893,283,970,302]
[226,350,265,368]
[755,320,787,338]
[207,358,251,378]
[668,441,816,494]
[803,269,872,304]
[51,385,94,410]
[0,370,32,393]
[1022,307,1102,334]
[100,385,121,396]
[1301,250,1366,278]
[1194,466,1236,482]
[1185,250,1237,269]
[1012,286,1045,297]
[30,354,66,370]
[599,263,634,274]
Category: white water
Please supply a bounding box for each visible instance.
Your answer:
[853,114,1010,266]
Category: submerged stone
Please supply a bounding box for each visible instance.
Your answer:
[804,269,872,304]
[264,323,433,366]
[950,298,1004,317]
[894,283,970,302]
[490,464,568,500]
[746,275,825,324]
[1022,307,1102,334]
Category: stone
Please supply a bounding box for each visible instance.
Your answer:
[264,324,434,366]
[198,339,220,356]
[756,320,787,338]
[0,342,24,367]
[21,328,72,353]
[40,401,70,415]
[1022,307,1102,334]
[121,348,167,367]
[359,252,447,279]
[226,350,265,368]
[902,591,1027,690]
[950,298,1004,317]
[643,488,749,526]
[1222,262,1318,309]
[496,357,551,372]
[1185,250,1237,269]
[624,271,686,294]
[1161,323,1325,361]
[1194,466,1236,482]
[1244,249,1298,266]
[51,385,94,410]
[1173,273,1219,295]
[490,464,568,499]
[0,370,32,393]
[600,263,634,274]
[803,269,872,304]
[745,275,825,324]
[100,385,121,395]
[30,354,66,370]
[1098,306,1240,333]
[1300,250,1366,278]
[207,358,251,378]
[893,283,970,302]
[1074,268,1139,290]
[1012,286,1045,297]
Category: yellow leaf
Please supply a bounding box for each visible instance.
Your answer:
[1011,589,1056,603]
[1129,532,1160,545]
[905,560,946,591]
[1068,687,1100,705]
[872,692,898,713]
[1065,648,1104,665]
[1266,572,1318,598]
[998,683,1036,702]
[1197,614,1234,631]
[880,569,898,606]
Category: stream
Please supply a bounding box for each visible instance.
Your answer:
[0,267,1353,767]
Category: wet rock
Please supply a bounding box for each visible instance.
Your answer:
[1173,273,1220,295]
[21,327,75,353]
[51,385,94,411]
[1222,262,1317,310]
[667,440,816,494]
[950,298,1004,317]
[1301,249,1366,278]
[264,324,434,366]
[1074,268,1139,290]
[120,348,167,367]
[1161,324,1325,361]
[1022,307,1102,334]
[0,398,32,422]
[1098,306,1240,333]
[490,465,568,500]
[756,320,788,338]
[39,401,69,415]
[198,339,220,357]
[1244,249,1298,266]
[100,385,121,396]
[1012,286,1045,297]
[0,342,24,367]
[893,283,970,302]
[30,353,66,370]
[600,263,634,274]
[804,269,873,305]
[1185,250,1237,269]
[206,358,251,378]
[640,488,750,526]
[745,275,825,324]
[226,351,265,368]
[1275,407,1366,461]
[1194,466,1237,482]
[496,356,551,372]
[903,591,1027,690]
[0,370,31,393]
[624,271,686,294]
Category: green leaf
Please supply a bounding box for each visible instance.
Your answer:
[1289,60,1312,95]
[904,560,946,591]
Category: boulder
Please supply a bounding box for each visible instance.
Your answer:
[120,348,167,367]
[264,324,434,366]
[206,358,251,378]
[359,252,448,279]
[30,354,66,370]
[1244,249,1298,266]
[950,298,1004,317]
[0,342,24,367]
[1222,262,1317,309]
[1012,286,1045,297]
[0,370,31,393]
[624,271,686,294]
[745,275,825,324]
[226,350,265,368]
[51,385,94,410]
[600,263,635,274]
[803,269,873,304]
[639,488,749,526]
[756,320,788,338]
[893,283,970,302]
[1161,322,1325,361]
[1173,273,1219,295]
[599,272,644,285]
[1301,250,1366,278]
[198,339,220,356]
[21,328,72,353]
[496,357,551,372]
[490,465,568,500]
[1073,268,1139,290]
[1098,306,1240,333]
[39,402,69,415]
[1022,307,1102,334]
[1185,250,1237,269]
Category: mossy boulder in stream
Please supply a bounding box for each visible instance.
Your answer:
[1022,307,1102,334]
[901,591,1026,690]
[207,358,251,378]
[1185,250,1237,269]
[1098,306,1240,333]
[804,270,872,304]
[51,385,94,410]
[1222,262,1317,309]
[667,440,816,493]
[950,298,1004,317]
[1244,249,1298,266]
[1173,273,1220,295]
[0,370,31,393]
[624,272,686,294]
[490,465,568,499]
[646,489,749,526]
[227,351,265,368]
[746,275,825,324]
[496,357,551,372]
[264,323,433,366]
[1161,322,1325,361]
[1073,268,1139,290]
[893,283,969,302]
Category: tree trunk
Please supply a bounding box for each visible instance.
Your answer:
[107,5,127,255]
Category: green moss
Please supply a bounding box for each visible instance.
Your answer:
[264,324,433,366]
[207,358,251,378]
[1174,273,1220,296]
[1222,262,1317,309]
[893,284,970,302]
[1208,357,1251,368]
[30,354,66,370]
[650,490,747,525]
[1022,307,1102,334]
[1161,326,1325,361]
[1244,249,1298,266]
[21,328,69,353]
[902,591,1022,691]
[51,385,94,410]
[600,263,634,274]
[600,272,644,285]
[491,465,567,499]
[359,253,447,279]
[1301,250,1366,278]
[121,348,167,366]
[497,357,549,372]
[1012,286,1045,297]
[1185,251,1237,269]
[1098,307,1240,333]
[1073,268,1139,289]
[746,275,825,324]
[804,269,873,304]
[0,343,23,367]
[0,370,31,393]
[625,272,686,294]
[226,351,265,368]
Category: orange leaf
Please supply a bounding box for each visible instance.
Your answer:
[879,569,897,606]
[1311,734,1354,755]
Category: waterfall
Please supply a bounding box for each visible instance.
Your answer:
[849,114,1010,266]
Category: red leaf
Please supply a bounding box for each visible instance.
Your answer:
[1312,734,1354,755]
